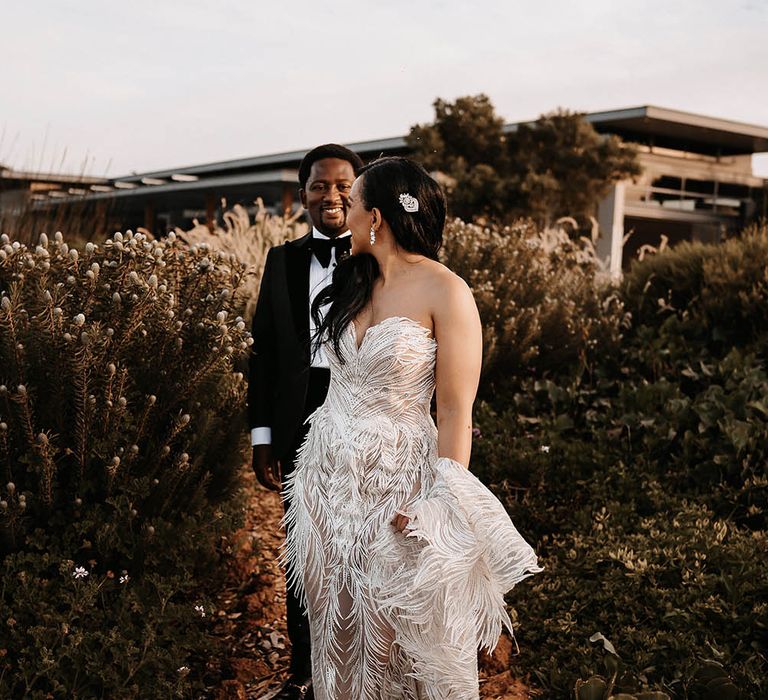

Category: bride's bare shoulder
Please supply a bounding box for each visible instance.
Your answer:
[420,260,475,315]
[421,259,471,293]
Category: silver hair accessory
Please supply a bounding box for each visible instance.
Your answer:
[369,225,376,245]
[399,193,419,213]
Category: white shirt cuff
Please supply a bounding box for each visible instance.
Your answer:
[251,427,272,446]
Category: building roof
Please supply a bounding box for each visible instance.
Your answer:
[111,136,409,184]
[112,105,764,187]
[504,106,768,155]
[0,165,108,187]
[582,105,768,156]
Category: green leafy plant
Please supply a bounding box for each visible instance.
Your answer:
[467,226,768,698]
[573,633,671,699]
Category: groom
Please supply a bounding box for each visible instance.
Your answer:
[248,143,364,700]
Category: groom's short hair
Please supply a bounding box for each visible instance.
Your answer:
[298,144,364,189]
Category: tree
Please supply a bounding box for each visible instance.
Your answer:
[407,95,641,227]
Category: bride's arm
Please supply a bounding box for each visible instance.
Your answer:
[391,271,482,533]
[433,273,482,468]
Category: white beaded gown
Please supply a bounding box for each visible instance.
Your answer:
[281,316,542,700]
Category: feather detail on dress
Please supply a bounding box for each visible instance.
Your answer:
[280,317,541,699]
[372,456,542,699]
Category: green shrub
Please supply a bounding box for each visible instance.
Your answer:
[476,386,768,696]
[621,225,768,351]
[473,359,768,696]
[0,230,251,698]
[468,228,768,698]
[441,218,627,394]
[516,500,766,698]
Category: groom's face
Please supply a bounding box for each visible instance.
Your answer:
[300,158,355,237]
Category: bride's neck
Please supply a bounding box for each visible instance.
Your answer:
[371,244,425,283]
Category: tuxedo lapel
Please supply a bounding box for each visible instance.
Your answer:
[284,232,313,348]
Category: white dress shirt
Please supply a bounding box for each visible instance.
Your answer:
[251,227,350,446]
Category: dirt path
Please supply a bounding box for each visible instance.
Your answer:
[206,466,535,699]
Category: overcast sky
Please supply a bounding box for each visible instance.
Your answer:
[2,0,767,177]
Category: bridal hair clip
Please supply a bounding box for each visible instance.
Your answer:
[399,193,419,213]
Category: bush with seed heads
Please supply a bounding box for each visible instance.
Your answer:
[0,229,251,697]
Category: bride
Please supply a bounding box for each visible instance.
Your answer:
[281,156,541,700]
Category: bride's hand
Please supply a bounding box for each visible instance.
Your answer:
[391,511,411,534]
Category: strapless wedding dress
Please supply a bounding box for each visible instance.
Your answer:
[281,316,541,700]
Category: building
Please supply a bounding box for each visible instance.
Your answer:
[584,106,768,276]
[3,106,766,272]
[7,137,409,239]
[0,165,113,240]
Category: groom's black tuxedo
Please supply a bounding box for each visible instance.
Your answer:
[249,230,327,680]
[248,231,316,462]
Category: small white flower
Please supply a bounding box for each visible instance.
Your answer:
[73,566,89,579]
[119,572,129,584]
[177,665,190,675]
[540,445,550,453]
[398,193,419,213]
[194,604,206,618]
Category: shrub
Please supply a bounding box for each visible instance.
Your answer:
[517,500,766,698]
[176,200,306,322]
[621,225,768,351]
[475,372,768,697]
[468,228,768,697]
[440,218,627,393]
[0,230,251,698]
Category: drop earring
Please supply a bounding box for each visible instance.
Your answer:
[369,225,376,245]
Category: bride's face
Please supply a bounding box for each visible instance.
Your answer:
[347,176,372,255]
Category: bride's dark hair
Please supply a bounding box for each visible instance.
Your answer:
[311,156,446,362]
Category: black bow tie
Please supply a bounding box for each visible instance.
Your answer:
[311,236,351,268]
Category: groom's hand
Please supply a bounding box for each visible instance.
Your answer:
[252,445,282,492]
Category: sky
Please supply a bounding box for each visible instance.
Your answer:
[2,0,768,177]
